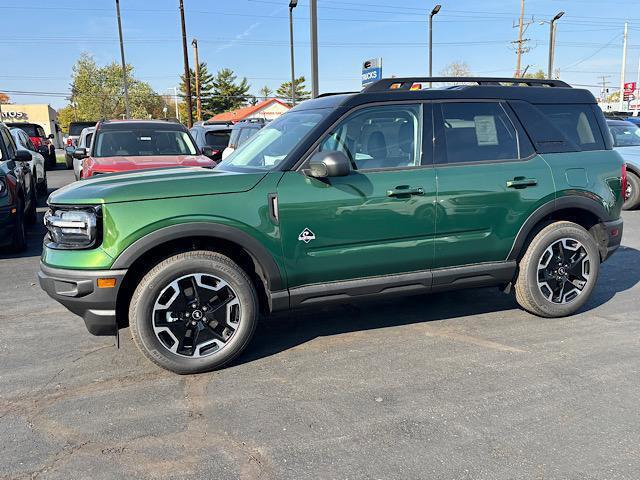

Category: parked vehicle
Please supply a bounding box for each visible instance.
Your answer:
[0,123,37,252]
[10,128,48,196]
[624,117,640,127]
[607,119,640,209]
[4,122,56,169]
[67,127,96,180]
[73,120,216,178]
[39,77,625,374]
[221,118,266,160]
[189,122,233,163]
[64,121,97,169]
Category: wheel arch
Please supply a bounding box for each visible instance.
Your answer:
[112,223,284,328]
[508,195,612,262]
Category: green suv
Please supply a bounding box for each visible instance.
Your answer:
[39,77,625,374]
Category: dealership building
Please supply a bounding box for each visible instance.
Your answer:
[0,104,63,147]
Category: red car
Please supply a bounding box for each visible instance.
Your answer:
[74,120,217,178]
[5,122,56,169]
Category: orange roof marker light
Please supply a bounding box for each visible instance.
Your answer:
[410,83,423,91]
[389,83,403,90]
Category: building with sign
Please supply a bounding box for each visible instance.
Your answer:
[0,104,63,147]
[208,99,290,123]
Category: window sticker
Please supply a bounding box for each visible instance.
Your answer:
[474,115,498,146]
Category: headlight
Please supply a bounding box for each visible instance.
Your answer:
[44,207,100,249]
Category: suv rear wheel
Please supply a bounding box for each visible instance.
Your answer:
[515,221,600,317]
[623,170,640,210]
[129,250,258,374]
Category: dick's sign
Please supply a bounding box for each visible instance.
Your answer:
[362,58,382,87]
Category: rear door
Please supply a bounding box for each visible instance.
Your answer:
[277,102,437,288]
[433,101,555,268]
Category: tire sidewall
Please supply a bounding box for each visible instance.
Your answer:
[623,171,640,210]
[131,255,258,374]
[523,224,600,317]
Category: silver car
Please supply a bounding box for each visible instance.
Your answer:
[10,127,47,196]
[607,119,640,210]
[68,126,95,180]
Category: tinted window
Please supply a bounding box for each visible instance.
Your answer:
[85,133,94,148]
[94,129,197,157]
[1,129,16,158]
[16,125,38,137]
[440,102,518,163]
[205,130,231,149]
[69,122,96,136]
[237,128,255,146]
[228,129,241,148]
[36,126,46,137]
[537,104,604,151]
[319,104,422,170]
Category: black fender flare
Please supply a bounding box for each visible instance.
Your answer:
[625,163,640,177]
[111,222,284,291]
[507,195,611,261]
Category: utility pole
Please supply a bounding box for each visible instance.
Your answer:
[115,0,130,119]
[309,0,319,98]
[289,1,298,105]
[599,75,611,102]
[173,87,180,122]
[428,4,441,88]
[179,0,193,127]
[620,22,628,112]
[635,54,640,115]
[515,0,525,77]
[547,11,564,79]
[191,38,202,122]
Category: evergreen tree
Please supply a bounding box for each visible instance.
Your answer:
[276,76,310,102]
[209,68,251,114]
[180,62,215,119]
[259,85,273,100]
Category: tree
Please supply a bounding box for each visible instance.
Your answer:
[63,53,164,129]
[208,68,251,114]
[259,86,273,100]
[180,62,215,120]
[276,76,310,102]
[440,61,472,79]
[523,69,545,79]
[0,92,9,104]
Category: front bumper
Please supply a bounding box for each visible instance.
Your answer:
[601,218,623,261]
[38,263,127,336]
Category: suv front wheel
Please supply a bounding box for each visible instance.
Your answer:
[129,250,258,374]
[515,221,600,317]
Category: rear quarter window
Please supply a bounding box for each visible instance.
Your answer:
[536,104,605,151]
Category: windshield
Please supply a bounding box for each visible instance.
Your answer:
[16,125,38,137]
[610,123,640,147]
[205,130,231,149]
[94,129,198,157]
[217,111,326,171]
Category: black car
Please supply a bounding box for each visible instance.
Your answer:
[189,121,233,162]
[0,123,37,252]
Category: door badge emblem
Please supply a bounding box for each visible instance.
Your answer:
[298,228,316,243]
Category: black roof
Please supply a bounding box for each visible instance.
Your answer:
[606,119,635,126]
[294,77,596,112]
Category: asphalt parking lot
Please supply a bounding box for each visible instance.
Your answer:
[1,168,639,480]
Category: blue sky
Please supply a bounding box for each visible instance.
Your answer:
[1,0,639,108]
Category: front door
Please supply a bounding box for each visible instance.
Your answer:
[277,103,437,288]
[433,101,555,268]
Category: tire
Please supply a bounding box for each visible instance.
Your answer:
[46,151,57,171]
[129,250,259,374]
[9,198,26,253]
[515,221,600,318]
[25,181,37,225]
[37,169,48,197]
[623,170,640,210]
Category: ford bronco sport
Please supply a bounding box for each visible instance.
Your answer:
[38,77,625,374]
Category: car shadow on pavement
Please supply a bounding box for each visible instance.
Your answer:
[235,246,640,367]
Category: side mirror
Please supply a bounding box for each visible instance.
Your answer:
[73,147,88,159]
[201,146,219,159]
[48,134,55,139]
[14,150,32,162]
[308,150,352,178]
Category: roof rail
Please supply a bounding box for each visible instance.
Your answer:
[363,77,570,92]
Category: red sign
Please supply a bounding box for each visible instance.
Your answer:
[624,82,636,94]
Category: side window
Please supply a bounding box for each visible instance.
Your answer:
[237,128,254,146]
[536,104,604,151]
[86,133,94,149]
[1,129,16,158]
[439,102,519,164]
[228,129,241,148]
[319,104,422,170]
[37,126,46,138]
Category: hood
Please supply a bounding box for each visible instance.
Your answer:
[91,154,214,172]
[49,166,267,205]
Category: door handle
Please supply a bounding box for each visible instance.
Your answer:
[506,177,537,189]
[387,185,425,197]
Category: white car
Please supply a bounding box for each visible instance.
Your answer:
[10,127,47,196]
[69,126,95,180]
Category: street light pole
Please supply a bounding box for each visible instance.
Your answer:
[179,0,193,127]
[428,4,441,88]
[547,11,564,79]
[115,0,131,119]
[309,0,319,98]
[289,1,298,106]
[191,38,202,122]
